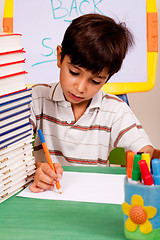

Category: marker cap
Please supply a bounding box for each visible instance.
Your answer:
[132,154,141,181]
[139,160,154,186]
[37,129,45,143]
[152,158,160,185]
[141,153,151,172]
[137,152,144,155]
[126,151,135,179]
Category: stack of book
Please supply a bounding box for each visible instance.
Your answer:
[0,33,35,203]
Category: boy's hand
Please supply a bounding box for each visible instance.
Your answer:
[29,162,63,193]
[139,145,154,159]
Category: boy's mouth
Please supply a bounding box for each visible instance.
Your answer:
[69,92,84,101]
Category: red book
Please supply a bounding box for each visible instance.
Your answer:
[0,59,26,77]
[0,33,22,53]
[0,71,27,96]
[0,48,25,65]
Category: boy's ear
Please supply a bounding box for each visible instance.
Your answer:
[57,45,62,68]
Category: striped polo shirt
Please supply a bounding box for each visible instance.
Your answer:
[30,82,152,166]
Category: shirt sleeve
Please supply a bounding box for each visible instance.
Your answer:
[110,102,153,152]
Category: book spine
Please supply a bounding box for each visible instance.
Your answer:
[0,59,26,67]
[0,33,22,37]
[0,48,25,55]
[0,94,32,106]
[0,132,32,147]
[0,71,27,80]
[0,87,29,98]
[0,100,31,114]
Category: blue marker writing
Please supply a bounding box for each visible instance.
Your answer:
[152,158,160,185]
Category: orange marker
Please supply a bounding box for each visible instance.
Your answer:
[38,129,62,194]
[3,0,13,33]
[126,151,135,182]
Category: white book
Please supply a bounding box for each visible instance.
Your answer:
[0,135,33,155]
[0,71,27,96]
[0,187,24,203]
[0,172,35,195]
[0,33,22,53]
[0,165,35,191]
[0,49,25,65]
[0,142,33,162]
[0,60,25,77]
[0,130,32,150]
[0,157,35,180]
[0,164,35,187]
[0,145,33,164]
[0,175,34,202]
[0,132,33,153]
[0,148,33,171]
[0,155,34,175]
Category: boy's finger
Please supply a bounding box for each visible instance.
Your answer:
[38,172,56,185]
[42,163,57,178]
[54,163,63,176]
[29,182,45,193]
[42,163,63,181]
[36,180,55,190]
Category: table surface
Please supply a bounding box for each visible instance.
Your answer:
[0,166,126,240]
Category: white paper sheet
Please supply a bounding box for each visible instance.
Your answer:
[17,172,125,205]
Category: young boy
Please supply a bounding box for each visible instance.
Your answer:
[29,14,154,193]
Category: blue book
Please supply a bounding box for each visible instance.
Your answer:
[0,135,33,155]
[0,96,31,112]
[0,88,32,106]
[0,131,32,150]
[0,100,31,114]
[0,122,31,138]
[1,115,31,133]
[0,87,31,102]
[0,103,30,119]
[1,107,30,122]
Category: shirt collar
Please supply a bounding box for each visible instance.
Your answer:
[49,82,102,110]
[49,82,65,102]
[87,90,102,111]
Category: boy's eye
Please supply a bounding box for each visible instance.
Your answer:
[91,79,101,85]
[69,69,79,76]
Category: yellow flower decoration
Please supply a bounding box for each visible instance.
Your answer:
[122,194,157,234]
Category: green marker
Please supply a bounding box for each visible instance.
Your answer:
[131,154,141,184]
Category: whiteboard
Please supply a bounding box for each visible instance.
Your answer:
[13,0,147,89]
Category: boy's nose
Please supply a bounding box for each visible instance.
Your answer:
[75,79,87,93]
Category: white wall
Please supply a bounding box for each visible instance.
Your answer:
[128,0,160,149]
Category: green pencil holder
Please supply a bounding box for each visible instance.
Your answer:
[122,177,160,240]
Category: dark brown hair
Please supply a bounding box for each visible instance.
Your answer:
[61,14,134,80]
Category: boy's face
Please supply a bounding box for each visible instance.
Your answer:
[57,46,109,108]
